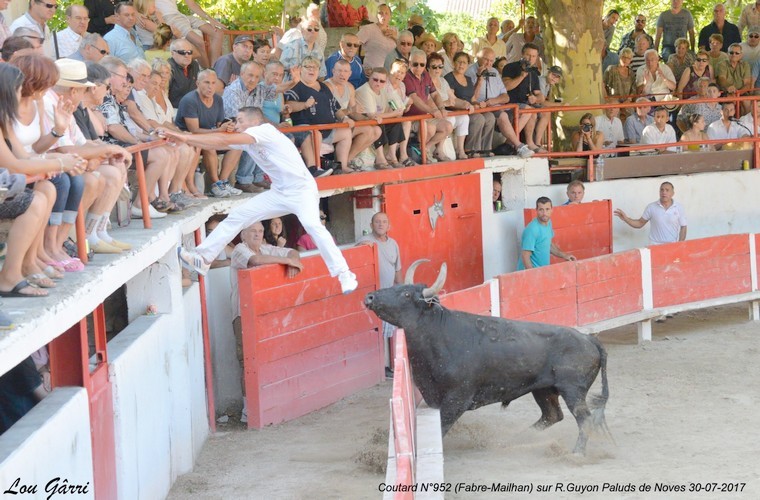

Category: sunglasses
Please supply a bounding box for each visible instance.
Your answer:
[345,42,361,48]
[371,77,387,83]
[90,44,109,55]
[411,62,425,67]
[729,51,742,55]
[751,34,760,38]
[35,1,57,8]
[306,28,320,33]
[173,49,193,56]
[428,64,444,70]
[696,58,708,62]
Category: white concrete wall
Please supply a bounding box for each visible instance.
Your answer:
[482,159,760,276]
[109,269,207,500]
[0,388,94,499]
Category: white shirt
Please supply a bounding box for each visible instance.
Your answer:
[636,63,676,99]
[641,123,678,151]
[43,90,87,148]
[740,42,760,67]
[10,13,54,58]
[707,119,750,140]
[595,114,625,147]
[155,0,180,15]
[355,83,390,115]
[642,200,687,245]
[55,27,82,58]
[232,123,314,190]
[739,112,757,135]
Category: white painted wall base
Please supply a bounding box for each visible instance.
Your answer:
[0,388,93,499]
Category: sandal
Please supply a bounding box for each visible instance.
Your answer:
[401,158,417,167]
[466,151,480,158]
[42,265,64,280]
[373,163,391,170]
[190,191,208,200]
[151,199,171,213]
[390,161,404,169]
[59,258,85,272]
[26,273,56,289]
[456,152,468,160]
[0,279,48,298]
[434,152,453,162]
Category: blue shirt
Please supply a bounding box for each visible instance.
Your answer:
[104,24,145,63]
[325,51,367,89]
[517,218,554,270]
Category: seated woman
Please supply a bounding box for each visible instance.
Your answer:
[444,51,493,158]
[325,59,382,170]
[11,53,101,273]
[143,23,173,64]
[677,51,713,96]
[427,52,470,160]
[355,67,406,168]
[571,113,605,152]
[386,59,416,166]
[0,63,85,297]
[134,0,170,51]
[284,56,354,174]
[680,113,711,151]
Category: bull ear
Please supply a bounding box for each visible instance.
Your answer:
[422,263,447,298]
[405,259,430,284]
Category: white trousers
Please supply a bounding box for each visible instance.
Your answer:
[196,185,349,277]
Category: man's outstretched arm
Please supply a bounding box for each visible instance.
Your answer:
[159,129,255,149]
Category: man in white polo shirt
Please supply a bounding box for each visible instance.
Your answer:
[163,106,358,295]
[641,106,678,152]
[613,181,687,245]
[54,4,90,58]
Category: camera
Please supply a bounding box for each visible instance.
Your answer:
[519,58,532,72]
[479,69,492,79]
[582,123,593,133]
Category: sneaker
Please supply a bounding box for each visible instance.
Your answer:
[131,204,167,219]
[170,192,194,209]
[224,180,242,196]
[308,166,333,178]
[338,270,358,294]
[517,144,535,159]
[210,181,230,198]
[178,247,210,276]
[173,191,201,207]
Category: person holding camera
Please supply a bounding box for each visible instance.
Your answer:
[464,47,534,158]
[571,113,605,152]
[502,42,543,153]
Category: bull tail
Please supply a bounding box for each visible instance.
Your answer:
[588,336,615,445]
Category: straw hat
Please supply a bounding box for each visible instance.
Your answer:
[55,59,95,88]
[415,33,442,52]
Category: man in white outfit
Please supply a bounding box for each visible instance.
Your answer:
[163,106,358,294]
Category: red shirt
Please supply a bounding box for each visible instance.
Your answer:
[403,70,435,116]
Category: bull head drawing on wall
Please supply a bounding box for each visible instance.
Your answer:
[428,191,445,231]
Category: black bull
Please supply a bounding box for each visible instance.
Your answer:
[364,261,610,454]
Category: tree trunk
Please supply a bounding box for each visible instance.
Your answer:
[536,0,604,126]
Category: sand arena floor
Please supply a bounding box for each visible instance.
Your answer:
[169,304,760,500]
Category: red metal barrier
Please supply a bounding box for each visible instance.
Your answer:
[523,200,613,263]
[237,244,382,428]
[650,234,752,308]
[389,328,416,499]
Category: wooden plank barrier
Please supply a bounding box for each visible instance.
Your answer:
[439,282,492,316]
[389,329,416,499]
[237,245,384,428]
[576,250,643,325]
[498,260,578,326]
[523,200,613,263]
[650,234,752,308]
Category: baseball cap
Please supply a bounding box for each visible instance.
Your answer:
[234,35,254,45]
[548,65,563,77]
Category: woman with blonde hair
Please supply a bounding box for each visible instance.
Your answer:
[134,0,169,50]
[438,32,461,75]
[144,23,173,63]
[666,37,695,83]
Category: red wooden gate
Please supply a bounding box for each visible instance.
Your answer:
[48,304,116,499]
[383,173,483,292]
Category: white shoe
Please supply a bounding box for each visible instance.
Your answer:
[210,181,230,198]
[338,270,358,294]
[224,181,242,196]
[178,247,210,276]
[517,144,535,159]
[131,204,167,219]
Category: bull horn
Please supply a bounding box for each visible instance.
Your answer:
[422,263,447,298]
[404,259,430,284]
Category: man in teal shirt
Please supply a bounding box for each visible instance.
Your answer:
[517,197,576,270]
